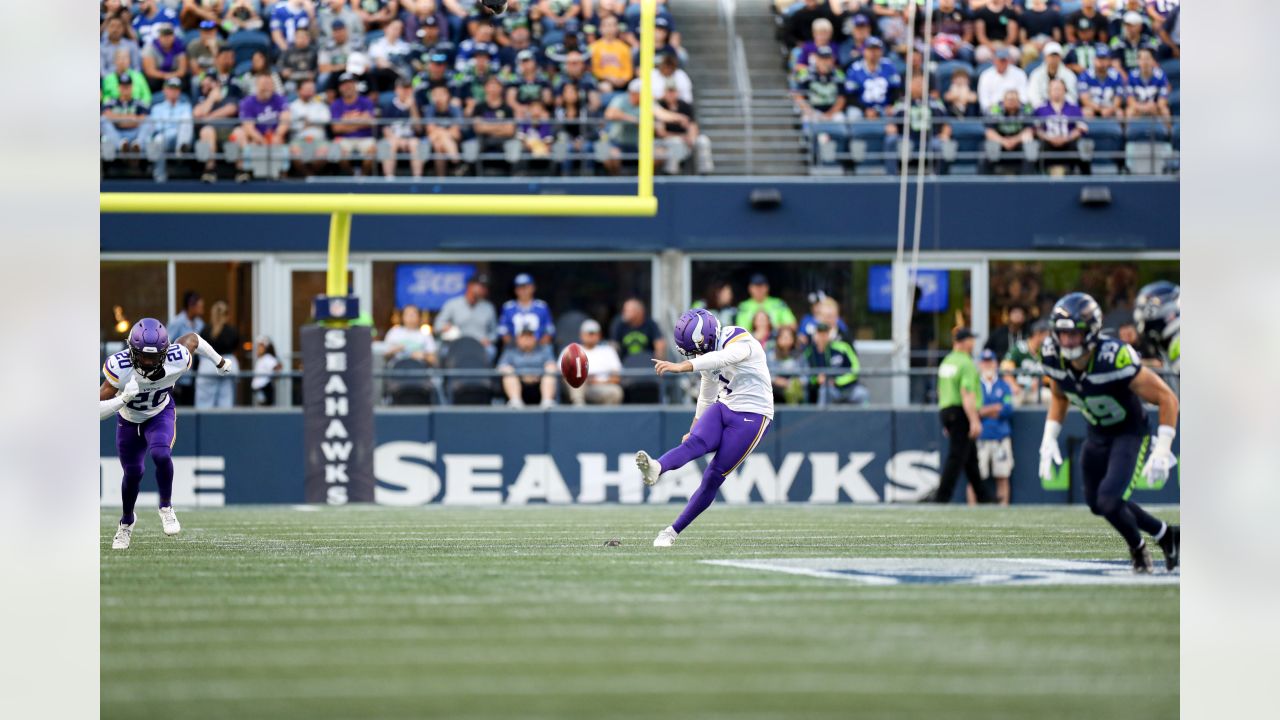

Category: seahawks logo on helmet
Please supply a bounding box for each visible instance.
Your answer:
[1134,280,1180,346]
[1049,292,1102,362]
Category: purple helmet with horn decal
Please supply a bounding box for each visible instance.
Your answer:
[128,318,170,380]
[673,308,720,358]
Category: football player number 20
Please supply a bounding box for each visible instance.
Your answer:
[1065,392,1127,427]
[126,388,170,411]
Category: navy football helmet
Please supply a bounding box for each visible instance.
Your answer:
[1049,292,1103,361]
[1134,280,1180,347]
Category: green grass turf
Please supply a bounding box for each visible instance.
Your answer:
[101,505,1178,720]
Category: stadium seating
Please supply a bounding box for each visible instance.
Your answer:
[441,338,492,406]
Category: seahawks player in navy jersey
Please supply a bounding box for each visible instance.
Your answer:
[1134,280,1179,377]
[1038,293,1180,573]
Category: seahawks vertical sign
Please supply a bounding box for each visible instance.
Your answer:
[301,325,375,503]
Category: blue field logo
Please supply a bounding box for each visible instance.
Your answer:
[703,558,1180,586]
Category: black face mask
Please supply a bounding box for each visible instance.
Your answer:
[130,349,167,381]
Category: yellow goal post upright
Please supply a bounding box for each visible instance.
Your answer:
[100,0,661,301]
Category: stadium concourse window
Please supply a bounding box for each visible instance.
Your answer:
[369,260,654,345]
[689,260,892,340]
[100,261,167,351]
[988,259,1180,333]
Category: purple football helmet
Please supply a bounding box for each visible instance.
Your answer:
[673,308,720,358]
[128,318,170,379]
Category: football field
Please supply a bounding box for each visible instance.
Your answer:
[101,505,1179,720]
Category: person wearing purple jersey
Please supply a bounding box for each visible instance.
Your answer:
[635,309,774,547]
[331,72,378,175]
[99,318,233,550]
[1034,78,1089,175]
[1126,47,1170,122]
[232,74,292,182]
[141,24,189,93]
[1078,45,1125,118]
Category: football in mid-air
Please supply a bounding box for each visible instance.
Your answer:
[559,343,589,388]
[479,0,507,16]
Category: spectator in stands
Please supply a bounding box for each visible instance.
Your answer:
[101,74,148,154]
[288,78,332,177]
[414,51,454,103]
[843,37,899,120]
[186,20,222,77]
[610,297,666,359]
[102,15,141,76]
[319,0,366,47]
[272,0,315,50]
[1001,316,1050,406]
[972,0,1019,64]
[369,18,416,91]
[695,280,738,330]
[1126,47,1171,123]
[330,73,378,175]
[456,21,500,72]
[785,0,839,48]
[869,0,910,55]
[884,74,952,175]
[498,17,538,69]
[318,19,366,92]
[750,311,774,346]
[471,75,520,167]
[499,273,556,347]
[382,77,426,178]
[651,51,693,105]
[983,88,1034,174]
[1109,10,1159,73]
[767,325,807,405]
[1107,0,1149,40]
[280,26,320,94]
[942,68,980,118]
[974,349,1014,506]
[986,305,1025,361]
[423,85,465,176]
[602,78,645,176]
[139,78,194,182]
[455,48,499,115]
[794,17,836,70]
[133,0,181,47]
[1027,42,1077,108]
[239,50,286,97]
[654,80,710,175]
[1063,20,1103,75]
[799,292,847,344]
[232,74,291,182]
[735,274,797,331]
[194,50,243,183]
[790,47,847,165]
[507,49,554,120]
[103,49,153,105]
[383,304,439,365]
[649,15,687,66]
[930,0,974,63]
[1018,0,1063,48]
[1065,0,1108,45]
[436,274,498,352]
[1079,45,1125,118]
[540,0,584,39]
[498,328,558,408]
[223,0,265,33]
[590,14,633,92]
[178,0,224,31]
[977,46,1027,111]
[195,301,240,409]
[1155,2,1179,59]
[802,321,866,406]
[556,49,600,162]
[141,24,188,94]
[519,100,557,162]
[566,319,624,405]
[251,335,282,407]
[409,17,446,72]
[168,291,205,406]
[354,0,400,32]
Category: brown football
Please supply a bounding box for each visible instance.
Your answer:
[559,343,589,388]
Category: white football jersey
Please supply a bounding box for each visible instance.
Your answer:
[103,344,193,423]
[689,325,775,420]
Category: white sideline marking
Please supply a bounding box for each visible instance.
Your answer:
[702,557,1181,586]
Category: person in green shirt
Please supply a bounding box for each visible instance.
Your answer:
[933,327,994,503]
[102,50,154,106]
[802,322,867,405]
[734,273,798,331]
[1000,317,1051,405]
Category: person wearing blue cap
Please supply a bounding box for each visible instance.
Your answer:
[974,348,1015,505]
[1078,43,1126,118]
[498,274,556,348]
[186,20,223,76]
[317,0,366,49]
[844,36,903,120]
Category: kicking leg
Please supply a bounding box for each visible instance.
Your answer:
[636,404,727,485]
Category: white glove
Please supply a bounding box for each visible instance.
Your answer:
[1038,420,1063,481]
[214,357,233,376]
[1142,425,1178,486]
[118,375,140,403]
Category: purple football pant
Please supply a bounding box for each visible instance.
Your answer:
[115,400,177,524]
[657,402,771,533]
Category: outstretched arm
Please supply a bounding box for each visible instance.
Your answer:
[99,377,139,420]
[177,333,233,375]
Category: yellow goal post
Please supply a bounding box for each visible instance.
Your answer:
[100,0,662,298]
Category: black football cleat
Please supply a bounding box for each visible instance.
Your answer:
[1157,524,1180,571]
[1130,542,1154,574]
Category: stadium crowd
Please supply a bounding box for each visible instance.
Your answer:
[100,0,712,181]
[778,0,1180,174]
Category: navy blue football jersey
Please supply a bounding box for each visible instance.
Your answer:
[1040,335,1149,437]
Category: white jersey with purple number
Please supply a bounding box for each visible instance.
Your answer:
[103,344,193,423]
[689,325,774,420]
